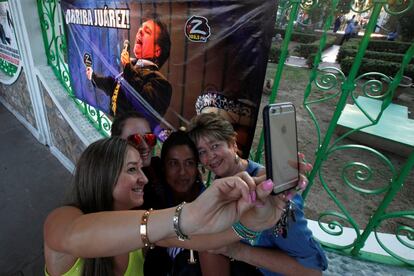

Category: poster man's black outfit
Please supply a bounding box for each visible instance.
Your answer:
[92,59,172,117]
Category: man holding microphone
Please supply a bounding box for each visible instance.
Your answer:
[86,15,172,118]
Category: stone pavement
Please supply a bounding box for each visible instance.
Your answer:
[324,251,413,275]
[1,102,413,275]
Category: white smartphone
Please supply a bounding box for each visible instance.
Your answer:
[263,102,299,194]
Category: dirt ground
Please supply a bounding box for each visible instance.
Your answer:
[251,63,414,234]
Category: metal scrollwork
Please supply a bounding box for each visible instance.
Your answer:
[328,145,395,194]
[60,69,71,89]
[315,67,346,91]
[100,113,112,135]
[384,0,414,15]
[318,211,360,249]
[396,225,414,250]
[354,73,392,100]
[351,0,373,13]
[374,213,414,265]
[87,105,98,120]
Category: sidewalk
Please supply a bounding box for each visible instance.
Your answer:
[285,45,341,69]
[1,102,413,275]
[0,103,72,275]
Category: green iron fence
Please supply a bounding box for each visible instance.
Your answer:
[37,0,111,137]
[254,0,414,267]
[37,0,413,267]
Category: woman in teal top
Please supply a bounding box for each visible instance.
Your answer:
[44,137,282,276]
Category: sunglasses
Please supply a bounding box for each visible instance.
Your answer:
[128,133,157,148]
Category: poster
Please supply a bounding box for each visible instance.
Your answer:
[0,0,19,67]
[61,0,276,156]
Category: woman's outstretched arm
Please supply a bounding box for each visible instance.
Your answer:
[44,175,255,258]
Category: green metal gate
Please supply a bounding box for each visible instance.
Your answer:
[253,0,414,267]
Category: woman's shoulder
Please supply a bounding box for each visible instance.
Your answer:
[246,159,265,177]
[44,206,83,233]
[44,206,83,276]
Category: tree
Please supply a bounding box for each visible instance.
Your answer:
[385,1,414,41]
[308,0,352,30]
[336,0,353,14]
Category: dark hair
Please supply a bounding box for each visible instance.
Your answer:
[69,137,132,276]
[110,111,148,137]
[159,131,202,204]
[143,15,171,68]
[160,130,199,165]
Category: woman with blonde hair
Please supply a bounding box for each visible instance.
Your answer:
[188,112,328,276]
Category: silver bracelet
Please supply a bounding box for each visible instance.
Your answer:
[173,201,190,241]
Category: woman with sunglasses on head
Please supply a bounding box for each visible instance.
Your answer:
[111,111,163,210]
[111,111,157,168]
[187,112,328,276]
[44,137,282,276]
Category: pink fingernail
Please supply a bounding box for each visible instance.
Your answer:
[286,192,294,201]
[263,179,273,191]
[251,191,257,202]
[298,180,307,190]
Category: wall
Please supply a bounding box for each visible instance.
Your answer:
[0,0,103,173]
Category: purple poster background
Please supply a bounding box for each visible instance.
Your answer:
[62,0,276,156]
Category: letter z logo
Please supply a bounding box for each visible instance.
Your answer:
[185,15,211,43]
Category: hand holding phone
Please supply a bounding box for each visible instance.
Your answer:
[263,103,299,195]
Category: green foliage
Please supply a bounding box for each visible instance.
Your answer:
[337,48,414,65]
[268,44,289,64]
[274,28,320,43]
[336,0,352,14]
[340,57,414,79]
[385,0,414,42]
[341,39,411,54]
[397,5,414,42]
[308,0,352,27]
[367,40,412,53]
[294,35,337,63]
[296,44,319,59]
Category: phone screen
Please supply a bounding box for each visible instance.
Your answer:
[264,103,299,194]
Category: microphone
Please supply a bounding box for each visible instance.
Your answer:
[123,40,130,52]
[83,52,92,68]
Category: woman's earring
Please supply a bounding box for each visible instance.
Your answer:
[234,154,240,164]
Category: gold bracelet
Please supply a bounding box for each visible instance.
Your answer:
[140,209,154,249]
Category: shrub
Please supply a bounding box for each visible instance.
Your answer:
[296,44,318,59]
[341,39,411,54]
[294,35,337,65]
[268,44,289,64]
[273,28,320,43]
[367,40,411,54]
[292,32,320,43]
[340,57,414,79]
[337,48,414,65]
